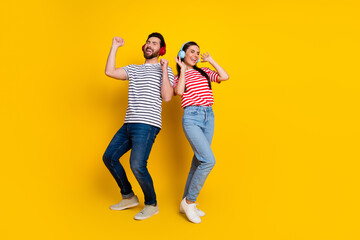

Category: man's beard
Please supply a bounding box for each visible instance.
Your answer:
[143,48,160,59]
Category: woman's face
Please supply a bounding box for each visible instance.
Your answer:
[183,45,200,67]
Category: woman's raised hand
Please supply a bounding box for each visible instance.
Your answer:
[175,56,186,70]
[200,52,214,63]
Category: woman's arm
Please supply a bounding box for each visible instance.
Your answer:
[174,56,187,96]
[201,52,229,81]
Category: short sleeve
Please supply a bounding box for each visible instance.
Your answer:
[202,67,219,83]
[121,65,134,80]
[167,66,174,87]
[173,75,179,88]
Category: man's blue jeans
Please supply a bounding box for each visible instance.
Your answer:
[182,106,216,202]
[103,123,160,205]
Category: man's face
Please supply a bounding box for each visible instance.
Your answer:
[143,37,161,59]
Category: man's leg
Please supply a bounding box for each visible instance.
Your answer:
[128,123,160,206]
[103,124,134,199]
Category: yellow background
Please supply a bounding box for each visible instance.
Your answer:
[1,0,359,239]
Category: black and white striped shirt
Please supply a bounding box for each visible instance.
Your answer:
[122,63,174,129]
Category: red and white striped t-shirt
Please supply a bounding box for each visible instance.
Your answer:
[173,67,220,109]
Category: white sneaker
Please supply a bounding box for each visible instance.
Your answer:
[110,195,139,210]
[134,204,159,220]
[180,202,205,217]
[180,198,201,223]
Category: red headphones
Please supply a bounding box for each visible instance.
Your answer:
[142,43,166,56]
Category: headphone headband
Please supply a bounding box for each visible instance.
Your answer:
[178,41,189,59]
[179,41,189,52]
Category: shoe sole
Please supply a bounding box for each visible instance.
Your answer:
[133,210,159,220]
[180,204,205,217]
[110,202,139,211]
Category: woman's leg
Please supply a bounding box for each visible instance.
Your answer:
[182,106,215,202]
[182,155,199,199]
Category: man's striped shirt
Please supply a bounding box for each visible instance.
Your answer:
[122,63,174,128]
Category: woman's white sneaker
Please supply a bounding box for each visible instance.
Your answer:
[180,198,201,223]
[180,202,205,217]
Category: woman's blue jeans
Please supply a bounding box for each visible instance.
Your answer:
[103,123,160,205]
[182,106,216,202]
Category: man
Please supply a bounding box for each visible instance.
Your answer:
[103,32,174,220]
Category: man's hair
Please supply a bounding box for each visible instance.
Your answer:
[147,32,166,48]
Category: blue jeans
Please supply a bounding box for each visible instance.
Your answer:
[182,106,215,202]
[103,123,160,205]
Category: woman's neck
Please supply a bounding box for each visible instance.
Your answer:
[185,63,194,71]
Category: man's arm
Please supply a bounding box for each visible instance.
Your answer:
[105,37,128,80]
[160,59,173,102]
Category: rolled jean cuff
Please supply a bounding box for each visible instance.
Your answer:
[122,192,134,199]
[185,195,196,202]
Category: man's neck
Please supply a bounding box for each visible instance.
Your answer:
[144,57,159,64]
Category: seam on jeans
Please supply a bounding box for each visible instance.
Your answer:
[145,126,159,158]
[146,125,151,143]
[109,137,131,195]
[143,126,157,205]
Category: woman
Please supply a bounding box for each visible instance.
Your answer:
[173,41,229,223]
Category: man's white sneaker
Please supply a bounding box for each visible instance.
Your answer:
[110,195,139,210]
[180,198,201,223]
[180,202,205,217]
[134,204,159,220]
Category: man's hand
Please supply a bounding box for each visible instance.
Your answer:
[112,37,125,48]
[160,58,169,70]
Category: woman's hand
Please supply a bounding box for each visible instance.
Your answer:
[175,56,186,70]
[201,52,229,81]
[200,52,214,63]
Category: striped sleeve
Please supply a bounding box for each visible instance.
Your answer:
[167,66,175,87]
[173,75,179,88]
[202,67,219,82]
[122,64,135,80]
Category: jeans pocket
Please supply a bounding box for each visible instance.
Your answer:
[185,108,199,116]
[153,127,160,141]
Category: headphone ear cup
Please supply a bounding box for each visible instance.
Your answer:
[197,58,200,63]
[159,47,166,56]
[142,44,145,51]
[178,50,185,59]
